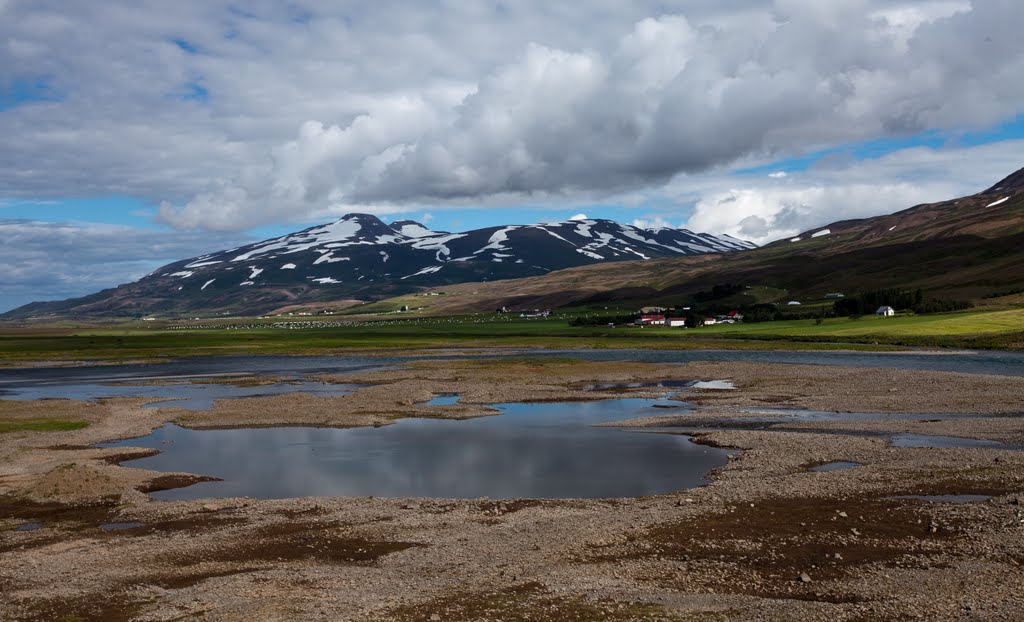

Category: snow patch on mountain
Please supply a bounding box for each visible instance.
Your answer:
[476,227,516,254]
[402,265,443,279]
[313,253,350,265]
[986,197,1009,208]
[393,221,437,238]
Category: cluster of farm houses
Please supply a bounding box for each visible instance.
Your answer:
[634,306,742,328]
[635,301,897,328]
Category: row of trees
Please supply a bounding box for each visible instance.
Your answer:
[834,288,972,316]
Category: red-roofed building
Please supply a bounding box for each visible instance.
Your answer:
[638,314,665,325]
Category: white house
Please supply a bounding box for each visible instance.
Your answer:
[666,318,687,327]
[876,306,895,316]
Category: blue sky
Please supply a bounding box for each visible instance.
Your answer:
[2,1,1024,312]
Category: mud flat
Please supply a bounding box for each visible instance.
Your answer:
[1,358,1024,621]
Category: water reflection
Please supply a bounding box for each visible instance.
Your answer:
[102,398,732,501]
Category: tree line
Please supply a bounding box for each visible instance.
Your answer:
[833,288,972,316]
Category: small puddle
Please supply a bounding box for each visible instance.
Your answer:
[809,461,862,472]
[100,398,734,500]
[15,522,43,532]
[887,495,992,504]
[425,394,460,406]
[890,434,1009,449]
[100,521,145,531]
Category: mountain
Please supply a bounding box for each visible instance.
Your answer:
[362,167,1024,315]
[2,216,754,319]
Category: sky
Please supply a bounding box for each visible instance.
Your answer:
[2,0,1024,312]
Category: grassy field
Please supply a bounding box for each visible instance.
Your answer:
[0,418,89,433]
[676,308,1024,349]
[0,306,1022,363]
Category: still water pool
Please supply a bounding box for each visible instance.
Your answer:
[102,398,732,501]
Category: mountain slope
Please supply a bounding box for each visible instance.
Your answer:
[2,216,753,319]
[366,167,1024,315]
[772,168,1024,252]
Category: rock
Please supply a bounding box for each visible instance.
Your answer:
[430,614,441,621]
[837,511,848,518]
[201,503,221,513]
[799,572,812,583]
[850,528,861,536]
[401,503,420,510]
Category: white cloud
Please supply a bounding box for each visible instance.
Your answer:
[631,216,675,230]
[0,2,1021,231]
[684,140,1024,244]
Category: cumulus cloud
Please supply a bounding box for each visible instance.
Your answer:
[1,1,1023,231]
[683,140,1024,244]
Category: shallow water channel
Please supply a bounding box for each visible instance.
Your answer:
[0,379,356,410]
[101,398,732,500]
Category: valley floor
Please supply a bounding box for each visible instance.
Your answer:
[1,357,1023,621]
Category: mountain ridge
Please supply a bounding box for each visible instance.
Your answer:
[2,214,754,319]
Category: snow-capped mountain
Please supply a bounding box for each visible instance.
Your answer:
[5,214,754,318]
[153,214,752,288]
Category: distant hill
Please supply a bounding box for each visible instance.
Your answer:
[364,167,1024,315]
[1,215,753,319]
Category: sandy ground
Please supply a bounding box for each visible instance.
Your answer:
[1,358,1023,621]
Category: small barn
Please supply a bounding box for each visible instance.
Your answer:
[876,306,895,316]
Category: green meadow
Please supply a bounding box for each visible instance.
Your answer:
[1,306,1022,363]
